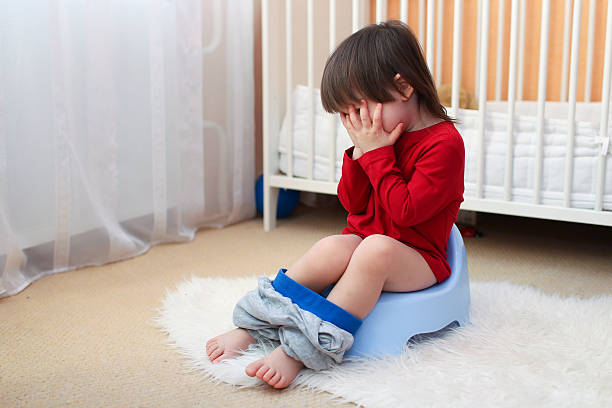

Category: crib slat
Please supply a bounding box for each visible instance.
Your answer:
[329,0,337,183]
[376,0,387,24]
[401,0,409,24]
[504,0,519,202]
[596,0,612,211]
[419,0,425,42]
[534,0,551,205]
[561,0,572,101]
[451,0,463,117]
[262,0,280,231]
[476,0,490,199]
[307,0,314,180]
[584,0,596,102]
[426,0,434,72]
[285,0,293,179]
[352,0,359,33]
[495,0,505,101]
[517,0,525,101]
[565,0,582,208]
[436,0,443,86]
[474,0,481,97]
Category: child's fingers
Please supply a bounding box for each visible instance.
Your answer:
[388,122,405,144]
[348,104,361,129]
[340,113,359,146]
[340,112,351,129]
[359,99,371,127]
[371,103,383,128]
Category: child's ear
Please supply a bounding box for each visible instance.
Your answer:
[394,73,414,101]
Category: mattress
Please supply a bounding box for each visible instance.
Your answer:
[278,85,612,211]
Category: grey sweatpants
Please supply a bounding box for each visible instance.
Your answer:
[232,276,354,371]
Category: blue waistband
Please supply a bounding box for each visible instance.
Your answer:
[272,269,362,335]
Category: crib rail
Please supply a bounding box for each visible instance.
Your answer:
[262,0,612,230]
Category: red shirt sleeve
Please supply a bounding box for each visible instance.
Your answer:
[357,138,464,227]
[337,146,372,214]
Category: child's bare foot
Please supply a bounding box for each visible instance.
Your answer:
[206,328,257,364]
[245,346,305,389]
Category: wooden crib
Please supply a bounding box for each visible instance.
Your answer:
[261,0,612,230]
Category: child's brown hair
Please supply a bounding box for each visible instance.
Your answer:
[321,20,453,123]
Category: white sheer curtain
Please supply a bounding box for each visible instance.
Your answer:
[0,0,255,297]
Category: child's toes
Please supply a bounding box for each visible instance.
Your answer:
[205,342,215,356]
[268,372,282,387]
[245,359,264,377]
[208,347,224,362]
[255,364,270,380]
[205,339,217,354]
[274,376,290,389]
[262,368,276,382]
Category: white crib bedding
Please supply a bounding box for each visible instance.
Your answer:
[278,85,612,211]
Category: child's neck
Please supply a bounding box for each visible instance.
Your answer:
[403,98,443,133]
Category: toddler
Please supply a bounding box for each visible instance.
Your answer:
[206,20,465,389]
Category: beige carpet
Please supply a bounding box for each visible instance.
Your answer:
[2,202,611,407]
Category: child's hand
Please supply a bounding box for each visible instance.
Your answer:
[340,100,404,154]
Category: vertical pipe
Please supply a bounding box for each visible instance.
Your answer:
[477,0,490,199]
[565,0,582,207]
[307,0,314,180]
[262,0,277,231]
[584,0,596,102]
[452,0,463,117]
[262,0,269,226]
[517,0,526,100]
[419,0,426,42]
[475,0,482,97]
[504,0,519,202]
[596,0,612,211]
[401,0,409,24]
[352,0,360,33]
[427,0,435,72]
[436,0,443,86]
[495,0,505,101]
[329,0,337,182]
[285,0,293,178]
[561,0,572,101]
[534,0,551,205]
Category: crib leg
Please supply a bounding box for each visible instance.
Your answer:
[264,184,280,231]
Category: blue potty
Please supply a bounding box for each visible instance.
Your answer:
[345,224,470,357]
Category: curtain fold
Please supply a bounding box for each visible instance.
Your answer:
[0,0,255,297]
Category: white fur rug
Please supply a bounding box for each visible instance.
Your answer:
[155,276,612,407]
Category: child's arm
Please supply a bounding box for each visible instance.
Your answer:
[337,146,372,214]
[358,137,464,226]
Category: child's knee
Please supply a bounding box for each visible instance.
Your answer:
[313,235,359,259]
[360,235,396,257]
[352,235,395,273]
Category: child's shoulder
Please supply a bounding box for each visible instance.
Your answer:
[423,121,464,152]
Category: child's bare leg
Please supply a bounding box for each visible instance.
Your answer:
[326,234,437,319]
[207,234,361,364]
[206,328,256,364]
[247,234,436,388]
[285,234,363,293]
[242,234,361,386]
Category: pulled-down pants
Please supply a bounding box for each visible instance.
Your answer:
[232,269,362,370]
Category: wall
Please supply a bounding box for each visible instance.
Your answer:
[378,0,611,102]
[253,0,367,176]
[254,0,611,176]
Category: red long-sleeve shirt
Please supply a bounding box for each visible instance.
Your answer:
[337,120,465,283]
